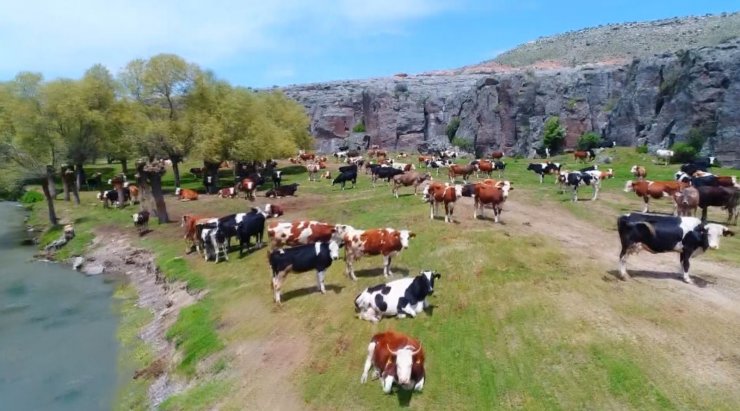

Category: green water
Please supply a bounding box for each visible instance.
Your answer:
[0,203,119,410]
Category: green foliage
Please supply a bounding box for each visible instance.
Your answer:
[166,298,223,376]
[635,145,648,154]
[446,117,461,142]
[19,190,44,203]
[686,128,706,152]
[352,120,365,133]
[451,136,473,152]
[670,142,697,163]
[542,116,565,152]
[577,131,602,150]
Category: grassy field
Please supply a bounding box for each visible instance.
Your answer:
[27,148,740,410]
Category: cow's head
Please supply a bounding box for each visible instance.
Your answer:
[704,224,734,249]
[496,181,512,198]
[175,187,182,196]
[453,184,463,198]
[623,180,635,192]
[399,230,415,249]
[420,270,441,294]
[328,240,341,260]
[388,344,421,387]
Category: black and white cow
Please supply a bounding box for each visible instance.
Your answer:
[339,164,358,174]
[272,170,282,188]
[492,160,506,177]
[527,162,561,183]
[265,183,299,198]
[533,146,550,159]
[333,170,357,190]
[269,241,342,304]
[235,208,269,256]
[597,140,617,148]
[354,270,441,323]
[425,159,452,175]
[198,218,229,263]
[580,165,599,173]
[680,157,716,176]
[371,167,404,186]
[558,171,596,201]
[132,211,150,235]
[697,186,739,225]
[97,187,131,208]
[617,213,733,284]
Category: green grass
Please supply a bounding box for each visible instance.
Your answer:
[165,297,223,376]
[160,380,231,411]
[158,255,207,291]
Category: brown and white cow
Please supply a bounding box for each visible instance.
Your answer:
[267,220,346,249]
[342,226,415,280]
[473,181,512,223]
[124,183,140,204]
[448,164,475,183]
[306,163,320,181]
[490,150,504,159]
[175,187,199,201]
[630,165,647,180]
[218,186,237,198]
[298,151,315,161]
[360,331,425,394]
[392,172,431,198]
[423,182,463,223]
[574,150,595,162]
[237,178,256,200]
[181,214,211,253]
[624,180,686,213]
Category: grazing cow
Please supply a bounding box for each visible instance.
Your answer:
[630,165,647,180]
[334,150,349,160]
[396,152,409,159]
[97,188,131,208]
[673,186,700,217]
[473,182,512,222]
[425,159,451,175]
[333,170,358,190]
[617,213,733,283]
[371,167,404,187]
[527,162,561,183]
[236,208,269,256]
[655,149,674,165]
[392,172,431,198]
[448,164,475,183]
[269,240,341,304]
[189,167,204,178]
[533,146,550,159]
[342,227,415,279]
[347,156,364,166]
[181,214,210,253]
[360,331,425,393]
[559,171,597,201]
[624,180,685,213]
[175,187,199,201]
[236,178,256,200]
[272,170,282,188]
[132,211,150,235]
[574,150,595,162]
[265,183,299,198]
[267,220,343,249]
[490,150,504,159]
[423,182,463,223]
[355,270,440,322]
[218,187,237,198]
[697,186,739,225]
[86,172,103,190]
[417,155,434,167]
[306,163,320,181]
[264,203,284,218]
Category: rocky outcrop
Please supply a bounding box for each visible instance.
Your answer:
[283,38,740,167]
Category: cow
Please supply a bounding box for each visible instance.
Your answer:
[360,331,426,394]
[527,162,561,183]
[624,180,686,213]
[533,146,550,159]
[339,164,358,174]
[392,172,431,198]
[391,162,414,172]
[97,188,131,208]
[265,183,299,198]
[267,220,343,250]
[322,171,332,179]
[396,152,409,159]
[417,155,434,167]
[132,211,150,235]
[673,186,700,217]
[264,204,284,218]
[580,165,598,173]
[198,218,229,262]
[236,178,256,200]
[371,167,404,187]
[559,171,597,201]
[675,173,738,188]
[86,172,103,191]
[574,150,595,162]
[617,212,733,284]
[318,161,327,169]
[423,182,463,223]
[298,151,316,161]
[181,214,210,253]
[697,186,739,225]
[337,145,350,152]
[448,164,476,183]
[630,165,647,180]
[597,140,617,148]
[342,227,415,280]
[681,157,717,175]
[473,182,512,222]
[655,149,674,165]
[175,187,198,201]
[218,187,238,198]
[425,159,452,175]
[333,170,357,190]
[125,183,140,204]
[354,270,440,323]
[236,207,269,256]
[269,240,341,304]
[306,163,320,181]
[490,150,504,159]
[334,150,349,160]
[272,170,282,188]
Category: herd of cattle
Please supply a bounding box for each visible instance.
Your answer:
[97,146,737,395]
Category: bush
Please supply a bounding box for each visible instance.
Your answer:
[576,132,601,150]
[394,82,408,94]
[542,116,565,152]
[451,137,473,152]
[446,118,460,142]
[20,190,44,204]
[670,142,697,163]
[686,128,705,152]
[352,121,365,133]
[635,145,648,154]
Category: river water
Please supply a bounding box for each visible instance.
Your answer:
[0,202,119,410]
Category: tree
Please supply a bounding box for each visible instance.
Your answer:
[446,117,460,143]
[136,159,169,223]
[576,131,601,150]
[542,116,565,153]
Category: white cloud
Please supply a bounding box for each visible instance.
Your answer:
[0,0,456,79]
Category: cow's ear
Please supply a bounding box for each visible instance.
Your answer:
[724,229,735,237]
[409,232,416,238]
[433,272,441,280]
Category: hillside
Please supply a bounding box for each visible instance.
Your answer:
[491,12,740,67]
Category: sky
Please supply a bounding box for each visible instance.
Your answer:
[1,1,738,88]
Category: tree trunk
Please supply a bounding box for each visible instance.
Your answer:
[172,160,181,188]
[136,166,149,213]
[149,173,169,223]
[64,168,80,205]
[121,158,128,175]
[46,166,57,199]
[61,166,70,201]
[204,162,220,195]
[75,163,85,193]
[40,179,58,225]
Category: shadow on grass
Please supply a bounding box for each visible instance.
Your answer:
[396,388,414,407]
[281,284,344,302]
[605,269,712,288]
[354,267,410,278]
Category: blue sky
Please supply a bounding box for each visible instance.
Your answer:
[1,1,737,88]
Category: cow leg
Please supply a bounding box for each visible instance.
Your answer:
[429,202,435,220]
[316,270,326,294]
[642,197,649,213]
[384,255,393,277]
[618,247,631,280]
[360,342,376,383]
[494,205,501,223]
[473,200,479,219]
[572,186,578,202]
[382,376,394,394]
[401,303,417,318]
[700,207,708,224]
[222,243,229,261]
[414,377,425,392]
[539,174,544,184]
[680,252,694,284]
[272,270,288,304]
[345,253,357,281]
[592,184,599,201]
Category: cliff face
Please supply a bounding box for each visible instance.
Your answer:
[283,39,740,167]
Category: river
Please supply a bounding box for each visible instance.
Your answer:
[0,202,119,410]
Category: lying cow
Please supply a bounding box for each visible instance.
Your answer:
[392,172,431,198]
[269,240,341,304]
[360,331,426,394]
[342,226,415,280]
[617,212,733,284]
[355,270,440,323]
[175,187,199,201]
[265,183,299,198]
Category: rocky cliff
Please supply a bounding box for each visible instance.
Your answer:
[282,38,740,167]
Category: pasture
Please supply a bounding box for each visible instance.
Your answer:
[30,148,740,410]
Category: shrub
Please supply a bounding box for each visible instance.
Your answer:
[670,142,697,163]
[635,145,648,154]
[576,132,601,150]
[446,118,460,142]
[394,82,408,94]
[542,116,565,153]
[352,121,365,133]
[451,137,473,152]
[686,128,705,152]
[20,190,44,204]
